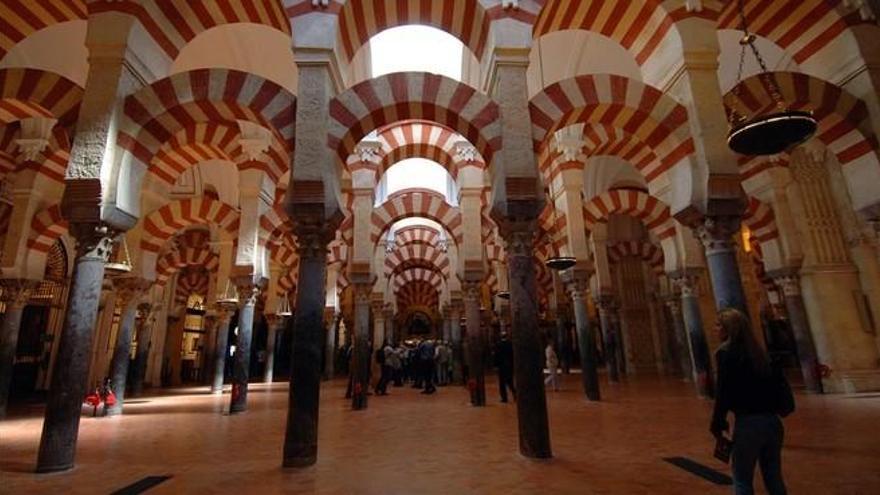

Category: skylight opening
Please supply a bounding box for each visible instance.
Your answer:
[370,25,463,80]
[379,158,457,204]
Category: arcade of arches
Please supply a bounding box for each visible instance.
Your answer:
[2,1,880,493]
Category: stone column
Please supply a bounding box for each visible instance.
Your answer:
[503,223,552,458]
[674,273,714,397]
[130,303,156,396]
[105,277,149,416]
[774,273,823,393]
[450,301,464,384]
[36,227,114,473]
[463,282,485,406]
[383,306,395,344]
[229,279,260,414]
[697,216,749,314]
[283,229,330,468]
[322,308,337,381]
[350,283,371,410]
[555,303,572,374]
[568,278,600,401]
[210,307,234,394]
[597,296,620,382]
[665,297,693,381]
[264,314,282,384]
[0,279,38,418]
[442,308,452,342]
[371,298,385,349]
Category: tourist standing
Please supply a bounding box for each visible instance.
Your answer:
[711,308,793,495]
[435,341,450,385]
[494,332,516,402]
[419,340,436,394]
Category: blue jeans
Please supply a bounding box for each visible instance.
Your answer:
[732,414,787,495]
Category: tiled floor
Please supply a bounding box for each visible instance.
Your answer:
[2,374,879,494]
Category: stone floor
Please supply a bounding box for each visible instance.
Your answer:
[1,374,879,494]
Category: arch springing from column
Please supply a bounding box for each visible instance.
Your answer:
[328,72,501,166]
[140,197,240,253]
[581,188,676,241]
[529,74,694,183]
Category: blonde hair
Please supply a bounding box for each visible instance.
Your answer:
[718,307,769,375]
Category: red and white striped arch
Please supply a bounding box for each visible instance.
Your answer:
[0,68,83,127]
[328,72,501,166]
[716,0,869,68]
[155,229,219,285]
[328,239,349,265]
[395,280,440,312]
[330,0,491,62]
[117,69,295,172]
[724,72,878,171]
[0,1,86,59]
[529,74,694,179]
[393,225,442,249]
[371,189,463,244]
[582,189,676,241]
[532,0,704,67]
[90,0,290,61]
[606,240,664,275]
[269,231,299,268]
[173,265,211,308]
[392,266,443,293]
[141,197,240,253]
[28,204,67,254]
[368,120,485,179]
[276,266,297,299]
[150,122,288,185]
[385,244,451,278]
[743,197,779,245]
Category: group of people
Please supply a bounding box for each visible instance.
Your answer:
[372,339,454,396]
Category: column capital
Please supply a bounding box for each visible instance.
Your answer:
[112,276,152,306]
[69,223,116,261]
[695,215,742,254]
[0,279,40,309]
[595,294,618,312]
[665,297,682,316]
[462,281,481,302]
[768,269,801,297]
[232,276,263,308]
[669,270,701,297]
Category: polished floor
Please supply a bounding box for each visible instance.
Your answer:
[2,374,879,494]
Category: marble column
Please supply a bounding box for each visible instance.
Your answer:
[105,278,149,416]
[697,216,749,315]
[130,303,155,396]
[350,284,371,410]
[210,307,234,394]
[322,308,337,381]
[463,282,485,406]
[383,307,395,345]
[597,296,620,382]
[555,304,572,374]
[0,279,38,418]
[283,230,329,467]
[442,309,452,342]
[666,298,694,381]
[264,314,282,384]
[450,303,464,384]
[36,227,113,473]
[674,274,714,397]
[371,299,385,349]
[569,280,600,401]
[775,273,823,393]
[504,225,552,458]
[229,279,260,414]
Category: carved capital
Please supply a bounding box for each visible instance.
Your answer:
[233,277,262,308]
[774,274,801,297]
[670,272,700,297]
[70,223,115,261]
[462,281,481,302]
[695,215,742,253]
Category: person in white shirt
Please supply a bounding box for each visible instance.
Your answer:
[544,342,560,391]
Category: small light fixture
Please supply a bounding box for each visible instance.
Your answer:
[105,235,132,277]
[542,190,578,272]
[496,291,510,300]
[276,293,293,317]
[216,280,239,307]
[726,0,816,156]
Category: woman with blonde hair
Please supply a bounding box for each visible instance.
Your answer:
[711,307,794,495]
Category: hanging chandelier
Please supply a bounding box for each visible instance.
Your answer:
[726,0,817,156]
[104,235,132,277]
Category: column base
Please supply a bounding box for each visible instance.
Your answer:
[822,369,880,393]
[283,455,317,468]
[35,459,76,474]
